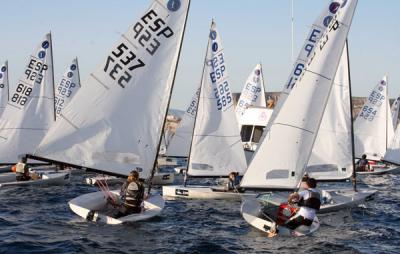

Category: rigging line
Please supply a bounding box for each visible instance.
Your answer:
[272,123,314,134]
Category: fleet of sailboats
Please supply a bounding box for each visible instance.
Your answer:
[0,0,398,237]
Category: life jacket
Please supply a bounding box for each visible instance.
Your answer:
[124,181,145,208]
[298,189,321,211]
[15,163,26,174]
[276,203,297,225]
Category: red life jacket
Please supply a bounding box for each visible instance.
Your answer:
[276,203,297,225]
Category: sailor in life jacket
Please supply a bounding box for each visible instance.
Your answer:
[356,154,371,172]
[226,171,240,191]
[15,157,31,182]
[118,169,145,216]
[285,177,321,230]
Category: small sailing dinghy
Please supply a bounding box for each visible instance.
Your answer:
[240,0,358,236]
[236,63,267,123]
[354,76,400,175]
[0,33,55,165]
[0,60,9,118]
[0,167,70,188]
[54,58,81,119]
[28,0,191,224]
[163,21,248,200]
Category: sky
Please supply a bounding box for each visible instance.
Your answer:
[1,0,399,110]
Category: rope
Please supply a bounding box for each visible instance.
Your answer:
[96,177,117,205]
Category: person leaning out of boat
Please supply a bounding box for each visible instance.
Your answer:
[285,177,321,230]
[15,157,31,181]
[356,154,371,172]
[117,169,145,217]
[226,171,242,192]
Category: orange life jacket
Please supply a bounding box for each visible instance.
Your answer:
[11,165,16,173]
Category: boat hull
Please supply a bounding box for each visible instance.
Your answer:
[0,171,70,188]
[162,185,256,200]
[357,165,400,176]
[68,191,164,225]
[241,195,320,237]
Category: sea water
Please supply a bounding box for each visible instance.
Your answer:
[0,170,399,253]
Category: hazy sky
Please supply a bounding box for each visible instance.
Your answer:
[1,0,399,110]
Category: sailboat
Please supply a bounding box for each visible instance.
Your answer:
[240,0,358,236]
[0,60,9,118]
[354,76,400,175]
[54,58,81,119]
[163,21,248,200]
[165,88,200,159]
[236,63,267,120]
[27,0,190,224]
[390,95,400,130]
[0,33,70,187]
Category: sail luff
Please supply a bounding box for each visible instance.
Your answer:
[49,32,56,122]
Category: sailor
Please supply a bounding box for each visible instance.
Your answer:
[285,177,321,230]
[117,170,145,217]
[356,154,370,172]
[15,157,31,181]
[226,172,240,191]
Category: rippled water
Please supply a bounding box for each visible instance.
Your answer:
[0,170,399,254]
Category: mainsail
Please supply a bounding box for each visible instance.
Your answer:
[306,41,353,179]
[384,121,400,165]
[187,21,247,177]
[0,61,9,118]
[354,76,394,161]
[55,58,81,118]
[390,95,400,130]
[240,0,358,189]
[236,64,266,121]
[34,0,190,178]
[166,88,199,158]
[257,0,344,141]
[0,33,55,163]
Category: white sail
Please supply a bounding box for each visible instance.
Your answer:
[35,0,190,178]
[384,121,400,165]
[236,64,266,120]
[257,0,345,142]
[306,41,353,179]
[354,76,394,161]
[0,61,9,117]
[55,58,81,118]
[390,95,400,130]
[166,87,199,157]
[241,0,358,189]
[0,34,55,163]
[188,21,247,176]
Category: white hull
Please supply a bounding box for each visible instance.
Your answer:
[241,195,320,237]
[68,191,164,225]
[162,185,256,200]
[255,188,376,214]
[357,165,400,176]
[0,171,70,188]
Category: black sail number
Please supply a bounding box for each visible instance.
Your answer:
[104,43,145,88]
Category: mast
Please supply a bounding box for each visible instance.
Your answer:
[75,57,82,88]
[386,76,389,151]
[49,32,56,121]
[291,0,294,63]
[183,20,212,187]
[259,62,267,106]
[6,60,9,102]
[346,39,357,192]
[147,0,191,194]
